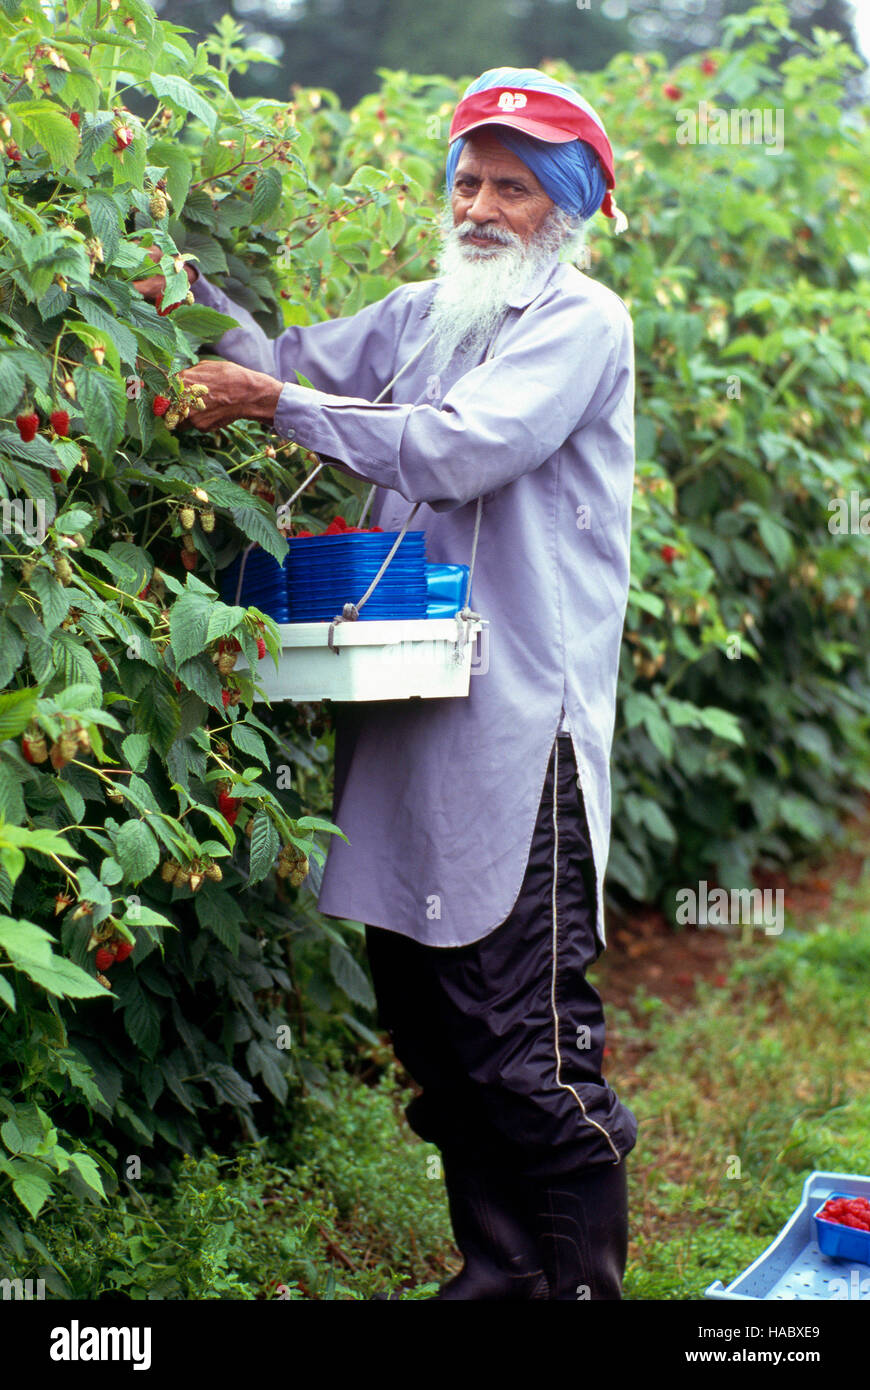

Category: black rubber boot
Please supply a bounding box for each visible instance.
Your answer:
[531,1159,629,1300]
[430,1156,549,1300]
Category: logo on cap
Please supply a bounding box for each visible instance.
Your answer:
[497,92,527,111]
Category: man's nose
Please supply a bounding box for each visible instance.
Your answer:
[465,183,501,224]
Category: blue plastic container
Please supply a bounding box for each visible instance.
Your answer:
[426,563,470,617]
[813,1194,870,1262]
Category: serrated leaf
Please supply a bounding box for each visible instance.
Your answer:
[29,567,71,633]
[114,819,160,882]
[68,1151,106,1198]
[123,982,161,1059]
[15,101,80,168]
[0,687,38,740]
[169,590,212,665]
[329,942,375,1010]
[75,366,126,460]
[11,1170,52,1219]
[122,733,151,773]
[230,506,288,566]
[149,74,217,132]
[231,722,269,767]
[133,677,180,757]
[248,809,279,884]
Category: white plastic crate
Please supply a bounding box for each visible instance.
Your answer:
[237,617,488,703]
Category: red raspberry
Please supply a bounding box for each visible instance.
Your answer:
[660,545,678,565]
[50,409,70,436]
[221,689,231,709]
[663,83,682,101]
[700,58,717,75]
[15,412,39,442]
[256,637,266,660]
[218,790,240,826]
[6,141,21,162]
[113,125,134,151]
[152,395,171,416]
[50,468,62,483]
[180,549,196,570]
[69,111,81,128]
[114,940,134,963]
[95,947,115,971]
[155,293,183,316]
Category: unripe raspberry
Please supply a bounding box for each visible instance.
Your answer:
[74,725,91,753]
[217,651,236,675]
[179,505,195,531]
[106,785,123,803]
[200,507,215,533]
[188,871,204,893]
[204,861,223,882]
[21,729,48,763]
[149,191,168,219]
[54,554,73,585]
[161,858,180,882]
[181,533,197,553]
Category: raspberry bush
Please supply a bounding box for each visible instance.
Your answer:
[0,0,420,1240]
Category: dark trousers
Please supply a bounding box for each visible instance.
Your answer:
[365,734,638,1181]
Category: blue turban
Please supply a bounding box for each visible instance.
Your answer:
[445,67,608,222]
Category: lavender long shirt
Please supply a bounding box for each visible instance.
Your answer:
[192,253,635,948]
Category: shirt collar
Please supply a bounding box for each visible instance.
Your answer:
[505,252,562,308]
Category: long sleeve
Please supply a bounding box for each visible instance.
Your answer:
[191,271,418,400]
[271,294,631,513]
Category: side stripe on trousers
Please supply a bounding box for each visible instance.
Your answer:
[550,739,622,1164]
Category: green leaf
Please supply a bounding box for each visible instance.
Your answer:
[697,707,745,744]
[170,304,239,341]
[0,974,15,1011]
[148,140,192,209]
[0,764,24,825]
[75,366,126,460]
[114,820,160,882]
[149,74,217,132]
[30,567,72,633]
[230,507,288,566]
[329,941,375,1010]
[133,677,180,757]
[205,1063,259,1108]
[249,809,279,885]
[68,1151,106,1199]
[0,687,38,740]
[252,165,282,222]
[121,733,151,773]
[123,983,161,1059]
[11,1169,52,1220]
[15,101,80,168]
[231,722,269,767]
[169,590,212,665]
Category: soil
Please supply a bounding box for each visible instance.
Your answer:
[592,799,870,1021]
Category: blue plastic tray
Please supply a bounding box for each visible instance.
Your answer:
[705,1170,870,1300]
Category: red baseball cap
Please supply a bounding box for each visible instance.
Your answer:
[448,85,621,221]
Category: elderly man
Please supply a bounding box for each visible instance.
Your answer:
[138,66,638,1300]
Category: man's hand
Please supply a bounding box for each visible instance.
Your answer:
[132,244,198,305]
[177,361,284,430]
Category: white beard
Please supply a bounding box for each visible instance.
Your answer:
[426,202,584,377]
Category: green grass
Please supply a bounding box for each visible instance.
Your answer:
[610,836,870,1299]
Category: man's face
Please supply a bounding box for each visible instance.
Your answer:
[450,129,555,251]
